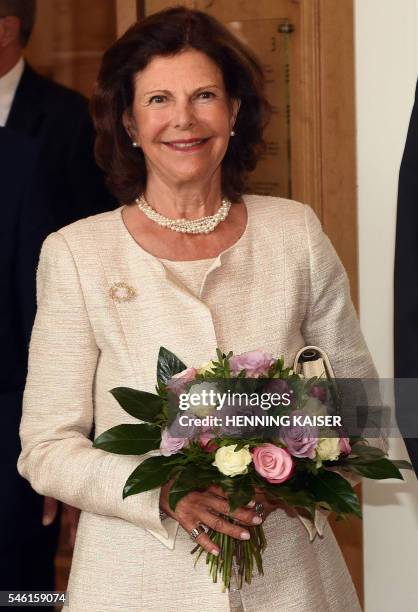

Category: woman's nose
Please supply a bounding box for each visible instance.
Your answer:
[173,100,195,129]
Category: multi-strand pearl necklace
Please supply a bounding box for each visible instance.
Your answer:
[135,193,231,234]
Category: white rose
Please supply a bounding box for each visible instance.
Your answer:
[197,360,216,375]
[187,381,219,417]
[315,436,341,465]
[212,444,252,477]
[303,397,327,417]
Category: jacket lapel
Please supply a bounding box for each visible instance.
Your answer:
[90,209,221,388]
[6,64,45,137]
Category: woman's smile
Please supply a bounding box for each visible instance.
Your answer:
[162,137,211,152]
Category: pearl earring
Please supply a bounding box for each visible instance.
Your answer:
[230,130,236,137]
[132,141,139,147]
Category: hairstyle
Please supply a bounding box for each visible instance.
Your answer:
[91,5,271,204]
[0,0,36,46]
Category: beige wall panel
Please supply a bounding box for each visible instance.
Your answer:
[73,0,116,51]
[26,0,116,97]
[25,0,54,76]
[116,0,138,35]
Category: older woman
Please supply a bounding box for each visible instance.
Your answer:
[18,7,374,612]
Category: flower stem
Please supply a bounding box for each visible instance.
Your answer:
[191,521,266,591]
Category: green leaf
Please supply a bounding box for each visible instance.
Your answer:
[168,466,215,511]
[93,423,161,455]
[226,480,255,513]
[308,470,362,518]
[348,443,386,460]
[346,458,405,480]
[110,387,163,423]
[123,455,178,499]
[157,346,187,385]
[263,484,316,517]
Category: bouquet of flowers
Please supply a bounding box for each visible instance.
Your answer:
[93,347,412,590]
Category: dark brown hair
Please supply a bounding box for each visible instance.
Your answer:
[91,5,271,204]
[0,0,36,46]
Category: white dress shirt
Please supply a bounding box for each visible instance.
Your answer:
[0,57,24,126]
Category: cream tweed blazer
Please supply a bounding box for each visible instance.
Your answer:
[19,195,378,612]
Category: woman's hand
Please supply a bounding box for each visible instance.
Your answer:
[159,482,263,555]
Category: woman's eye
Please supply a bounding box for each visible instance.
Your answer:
[198,91,215,99]
[149,95,166,104]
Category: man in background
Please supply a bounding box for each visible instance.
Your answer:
[0,0,115,228]
[0,126,59,597]
[394,78,418,477]
[0,0,115,597]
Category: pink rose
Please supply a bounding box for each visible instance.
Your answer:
[280,424,318,459]
[199,432,218,453]
[160,428,187,457]
[166,366,198,395]
[339,437,351,456]
[252,444,295,484]
[229,349,275,378]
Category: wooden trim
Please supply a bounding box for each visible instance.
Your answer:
[115,0,138,36]
[291,1,358,307]
[317,0,358,307]
[290,0,323,219]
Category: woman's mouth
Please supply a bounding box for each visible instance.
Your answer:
[163,138,210,152]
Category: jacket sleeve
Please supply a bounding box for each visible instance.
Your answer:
[17,232,177,549]
[394,79,418,475]
[297,205,388,540]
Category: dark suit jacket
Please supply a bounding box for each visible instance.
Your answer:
[0,126,59,591]
[1,63,115,593]
[6,63,116,229]
[394,78,418,476]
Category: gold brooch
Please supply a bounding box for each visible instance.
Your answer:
[109,282,137,303]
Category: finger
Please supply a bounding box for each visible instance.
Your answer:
[206,484,227,498]
[182,520,219,555]
[200,510,251,540]
[206,495,261,526]
[42,497,58,526]
[233,507,262,525]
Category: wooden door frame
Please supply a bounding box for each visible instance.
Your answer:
[291,0,358,307]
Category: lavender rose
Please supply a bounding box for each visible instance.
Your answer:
[166,366,198,395]
[160,428,187,457]
[229,349,275,378]
[280,423,319,459]
[252,444,295,484]
[167,413,199,440]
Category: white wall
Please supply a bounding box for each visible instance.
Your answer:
[355,1,418,611]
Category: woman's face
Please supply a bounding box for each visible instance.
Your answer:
[124,49,240,190]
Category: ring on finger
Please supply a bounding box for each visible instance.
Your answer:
[189,523,208,541]
[255,502,265,518]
